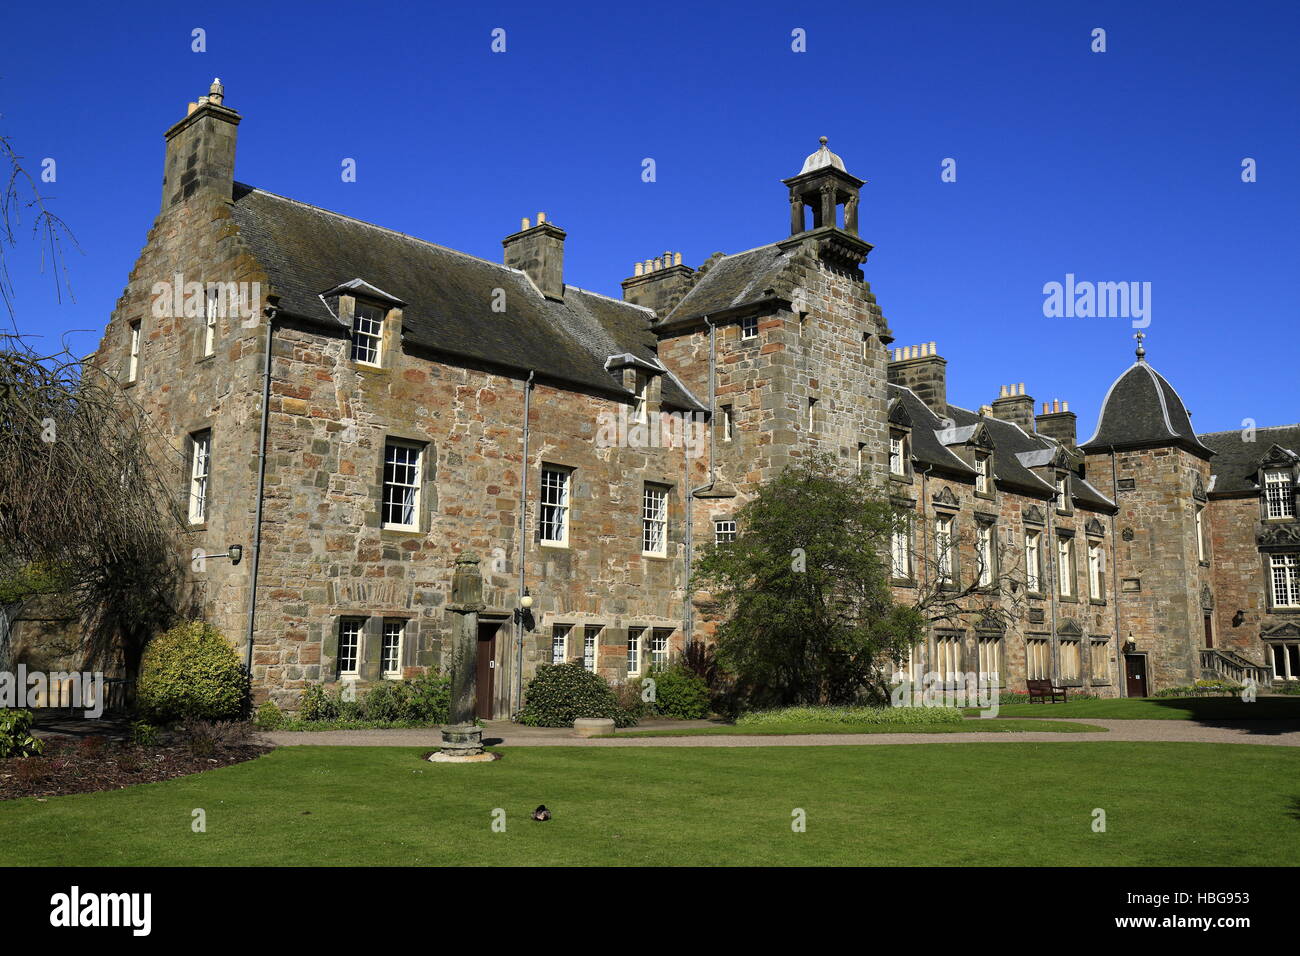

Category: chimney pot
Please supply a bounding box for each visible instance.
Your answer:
[521,217,531,230]
[674,252,682,266]
[537,212,546,224]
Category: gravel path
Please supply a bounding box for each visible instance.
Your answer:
[259,718,1300,749]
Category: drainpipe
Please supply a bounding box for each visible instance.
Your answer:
[685,316,717,646]
[244,306,277,676]
[1046,485,1058,681]
[513,370,535,716]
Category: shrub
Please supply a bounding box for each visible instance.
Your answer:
[137,620,249,724]
[0,709,45,758]
[644,666,711,719]
[360,682,406,722]
[294,674,451,726]
[130,720,159,748]
[254,701,286,730]
[1275,681,1300,696]
[403,672,451,723]
[516,663,638,728]
[736,705,963,726]
[299,684,339,722]
[612,680,647,725]
[179,719,252,756]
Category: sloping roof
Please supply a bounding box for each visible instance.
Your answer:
[662,244,792,323]
[887,385,977,476]
[229,184,702,410]
[946,405,1058,497]
[1079,360,1214,458]
[1198,425,1300,494]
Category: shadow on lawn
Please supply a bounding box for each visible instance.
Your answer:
[1141,695,1300,735]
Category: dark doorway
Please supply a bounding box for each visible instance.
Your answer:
[1203,614,1214,649]
[476,622,499,720]
[1124,654,1148,698]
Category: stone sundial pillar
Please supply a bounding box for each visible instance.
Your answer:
[431,551,492,762]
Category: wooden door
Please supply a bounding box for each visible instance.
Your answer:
[476,623,497,720]
[1124,654,1147,698]
[1203,614,1214,649]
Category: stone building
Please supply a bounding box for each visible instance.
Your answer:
[71,82,1297,712]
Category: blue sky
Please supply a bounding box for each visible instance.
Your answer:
[3,0,1296,436]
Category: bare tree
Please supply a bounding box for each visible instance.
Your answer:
[0,333,190,679]
[0,131,80,323]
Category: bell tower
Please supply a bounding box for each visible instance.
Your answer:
[779,137,874,276]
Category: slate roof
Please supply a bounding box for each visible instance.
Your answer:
[229,184,703,410]
[887,385,977,477]
[661,244,792,323]
[891,392,1115,511]
[1198,425,1300,494]
[1079,359,1214,458]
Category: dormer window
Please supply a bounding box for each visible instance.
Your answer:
[975,454,991,495]
[1055,474,1071,514]
[633,372,649,424]
[352,302,385,366]
[889,432,907,477]
[1265,469,1295,519]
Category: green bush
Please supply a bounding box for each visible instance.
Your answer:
[1275,681,1300,696]
[736,705,963,726]
[254,701,286,730]
[130,720,159,748]
[0,709,45,758]
[644,666,711,719]
[136,620,249,724]
[516,663,639,728]
[295,673,451,725]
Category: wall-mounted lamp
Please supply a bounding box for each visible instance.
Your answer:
[1232,609,1245,628]
[514,589,534,629]
[197,544,243,565]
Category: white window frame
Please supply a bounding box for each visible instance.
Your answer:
[1056,474,1070,512]
[381,619,404,678]
[337,619,362,677]
[1057,536,1073,597]
[889,434,906,476]
[1270,642,1300,681]
[714,519,737,544]
[188,430,211,525]
[642,483,669,556]
[1264,469,1294,519]
[551,624,571,665]
[381,440,422,530]
[722,405,734,442]
[1195,506,1206,561]
[203,291,218,357]
[934,635,962,683]
[1088,542,1105,600]
[583,625,601,673]
[1026,638,1050,681]
[935,515,954,584]
[650,629,671,669]
[539,465,571,546]
[740,315,758,339]
[975,455,991,494]
[127,320,141,382]
[807,397,817,433]
[1060,640,1080,681]
[891,524,911,579]
[1270,554,1300,608]
[633,372,649,425]
[351,302,385,366]
[1025,531,1042,592]
[977,636,1002,685]
[627,627,643,676]
[1090,641,1110,682]
[977,523,994,587]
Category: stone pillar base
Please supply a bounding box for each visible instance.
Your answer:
[437,723,484,757]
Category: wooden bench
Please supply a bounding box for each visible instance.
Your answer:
[1026,679,1068,703]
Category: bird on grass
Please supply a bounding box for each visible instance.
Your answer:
[531,805,551,821]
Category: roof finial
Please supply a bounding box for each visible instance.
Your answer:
[1133,330,1146,362]
[819,136,828,147]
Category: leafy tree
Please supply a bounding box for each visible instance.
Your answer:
[693,453,1024,707]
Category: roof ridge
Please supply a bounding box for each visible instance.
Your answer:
[1199,424,1300,436]
[566,284,654,313]
[234,182,526,275]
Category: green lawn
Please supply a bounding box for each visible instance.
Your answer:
[963,696,1300,721]
[611,719,1106,737]
[2,742,1296,866]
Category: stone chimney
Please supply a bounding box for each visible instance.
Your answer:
[991,382,1035,433]
[1036,399,1077,446]
[621,252,693,315]
[503,213,566,300]
[887,341,947,416]
[161,78,241,213]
